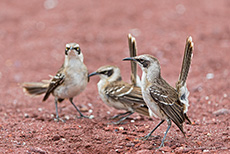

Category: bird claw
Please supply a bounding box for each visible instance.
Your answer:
[77,114,89,119]
[54,117,65,123]
[139,135,159,141]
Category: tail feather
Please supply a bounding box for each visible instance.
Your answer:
[177,36,194,88]
[21,82,49,96]
[176,36,194,114]
[128,34,138,87]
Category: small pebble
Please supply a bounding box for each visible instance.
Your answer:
[89,115,94,119]
[88,103,93,107]
[24,113,29,118]
[52,135,60,141]
[64,115,70,120]
[206,73,214,79]
[38,108,43,112]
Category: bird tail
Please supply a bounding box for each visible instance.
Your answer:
[176,36,194,114]
[177,36,194,88]
[128,34,141,87]
[21,80,49,96]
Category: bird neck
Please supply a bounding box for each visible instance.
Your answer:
[64,55,83,68]
[141,66,161,88]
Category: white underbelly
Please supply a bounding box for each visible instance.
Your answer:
[54,73,87,99]
[142,91,166,120]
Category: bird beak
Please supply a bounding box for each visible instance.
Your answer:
[88,72,99,78]
[122,57,137,61]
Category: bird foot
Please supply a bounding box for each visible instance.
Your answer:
[76,114,89,119]
[139,135,159,141]
[54,117,65,123]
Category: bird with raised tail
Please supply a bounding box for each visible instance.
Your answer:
[88,65,149,124]
[123,36,193,148]
[21,43,89,121]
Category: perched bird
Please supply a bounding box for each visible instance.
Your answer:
[21,43,89,121]
[123,36,193,148]
[88,65,149,124]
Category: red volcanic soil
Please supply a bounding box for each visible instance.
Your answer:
[0,0,229,153]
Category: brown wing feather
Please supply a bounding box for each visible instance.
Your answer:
[150,78,186,133]
[105,81,149,116]
[43,65,65,101]
[105,81,144,105]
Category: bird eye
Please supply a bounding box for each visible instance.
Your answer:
[138,59,149,68]
[107,70,114,77]
[65,47,70,55]
[100,70,113,77]
[74,47,81,54]
[142,61,150,68]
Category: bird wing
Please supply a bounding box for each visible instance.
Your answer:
[105,81,149,116]
[105,81,144,105]
[43,65,65,101]
[149,78,185,133]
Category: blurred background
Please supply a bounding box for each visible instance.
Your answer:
[0,0,229,153]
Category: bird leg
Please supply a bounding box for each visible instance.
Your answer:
[54,98,65,122]
[112,111,134,125]
[158,120,171,149]
[110,111,132,119]
[140,120,165,140]
[69,98,89,119]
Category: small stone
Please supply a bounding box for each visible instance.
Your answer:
[206,73,214,79]
[38,108,43,112]
[79,105,88,112]
[115,145,123,149]
[24,113,29,118]
[30,147,47,154]
[64,115,70,120]
[88,109,93,113]
[130,120,135,123]
[207,133,211,136]
[159,146,172,152]
[213,108,230,116]
[118,127,124,130]
[115,149,123,153]
[52,135,61,141]
[126,142,135,147]
[89,115,94,119]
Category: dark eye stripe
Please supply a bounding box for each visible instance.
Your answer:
[74,47,81,54]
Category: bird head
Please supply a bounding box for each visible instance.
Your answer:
[65,43,84,62]
[88,65,122,82]
[123,54,161,79]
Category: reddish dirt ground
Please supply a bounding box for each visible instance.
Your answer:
[0,0,230,153]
